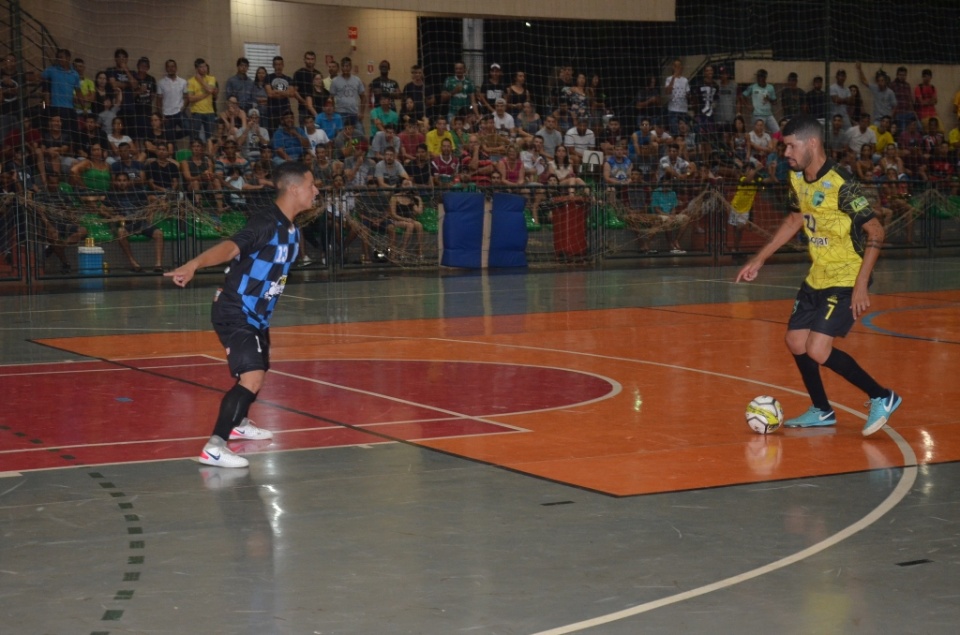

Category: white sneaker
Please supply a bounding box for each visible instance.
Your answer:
[199,443,249,468]
[229,418,274,440]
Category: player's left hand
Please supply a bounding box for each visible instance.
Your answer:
[851,287,870,320]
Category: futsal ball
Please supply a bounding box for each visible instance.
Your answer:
[746,396,783,434]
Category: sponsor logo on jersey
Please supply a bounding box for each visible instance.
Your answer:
[850,196,869,212]
[810,236,829,246]
[264,274,288,301]
[813,191,825,206]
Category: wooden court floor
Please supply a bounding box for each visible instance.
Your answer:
[1,259,959,634]
[7,285,959,494]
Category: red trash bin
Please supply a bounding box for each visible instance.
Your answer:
[552,195,588,259]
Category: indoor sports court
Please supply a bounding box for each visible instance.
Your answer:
[2,257,958,634]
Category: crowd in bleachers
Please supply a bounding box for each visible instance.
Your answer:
[4,46,960,269]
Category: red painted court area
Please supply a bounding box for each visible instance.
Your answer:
[7,294,959,496]
[0,356,615,473]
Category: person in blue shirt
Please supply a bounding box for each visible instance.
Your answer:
[270,109,309,164]
[166,161,319,468]
[41,48,82,135]
[651,175,689,253]
[315,97,343,141]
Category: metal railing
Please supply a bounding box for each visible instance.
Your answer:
[0,0,59,106]
[2,178,958,284]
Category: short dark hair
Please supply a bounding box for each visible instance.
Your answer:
[782,115,823,141]
[273,161,311,191]
[236,57,249,66]
[114,48,128,58]
[273,56,284,63]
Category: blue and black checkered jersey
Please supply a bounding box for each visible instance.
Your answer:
[217,203,299,329]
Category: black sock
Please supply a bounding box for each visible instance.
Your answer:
[822,348,886,399]
[793,353,832,412]
[212,383,258,442]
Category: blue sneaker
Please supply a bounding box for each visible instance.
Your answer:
[863,390,902,437]
[784,406,837,428]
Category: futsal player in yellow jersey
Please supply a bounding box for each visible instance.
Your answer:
[736,115,901,436]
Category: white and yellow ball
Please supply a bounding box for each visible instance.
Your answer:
[746,396,783,434]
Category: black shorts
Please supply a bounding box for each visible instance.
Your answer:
[787,283,856,338]
[213,311,271,377]
[123,221,160,240]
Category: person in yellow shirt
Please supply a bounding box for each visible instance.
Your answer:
[947,125,960,151]
[424,116,454,157]
[868,115,894,158]
[73,58,96,115]
[736,115,901,437]
[187,58,218,142]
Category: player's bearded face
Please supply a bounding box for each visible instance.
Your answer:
[784,136,807,170]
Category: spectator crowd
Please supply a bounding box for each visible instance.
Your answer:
[4,46,959,268]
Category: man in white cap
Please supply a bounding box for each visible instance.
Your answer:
[479,63,506,114]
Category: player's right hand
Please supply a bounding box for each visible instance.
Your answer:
[735,261,761,282]
[164,264,195,288]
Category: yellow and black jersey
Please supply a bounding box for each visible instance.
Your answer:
[788,161,875,289]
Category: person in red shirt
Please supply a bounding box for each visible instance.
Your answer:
[913,69,938,129]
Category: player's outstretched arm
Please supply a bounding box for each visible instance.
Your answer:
[164,240,240,287]
[736,212,804,283]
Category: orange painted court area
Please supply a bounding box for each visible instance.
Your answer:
[15,290,960,497]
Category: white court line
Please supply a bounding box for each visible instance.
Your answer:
[3,313,929,630]
[0,275,750,321]
[0,361,219,378]
[374,337,920,634]
[529,424,917,634]
[5,337,919,628]
[0,367,129,378]
[269,367,531,434]
[2,353,615,460]
[0,438,400,476]
[264,356,621,435]
[266,354,622,422]
[256,334,923,633]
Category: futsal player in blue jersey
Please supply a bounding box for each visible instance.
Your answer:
[166,161,319,467]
